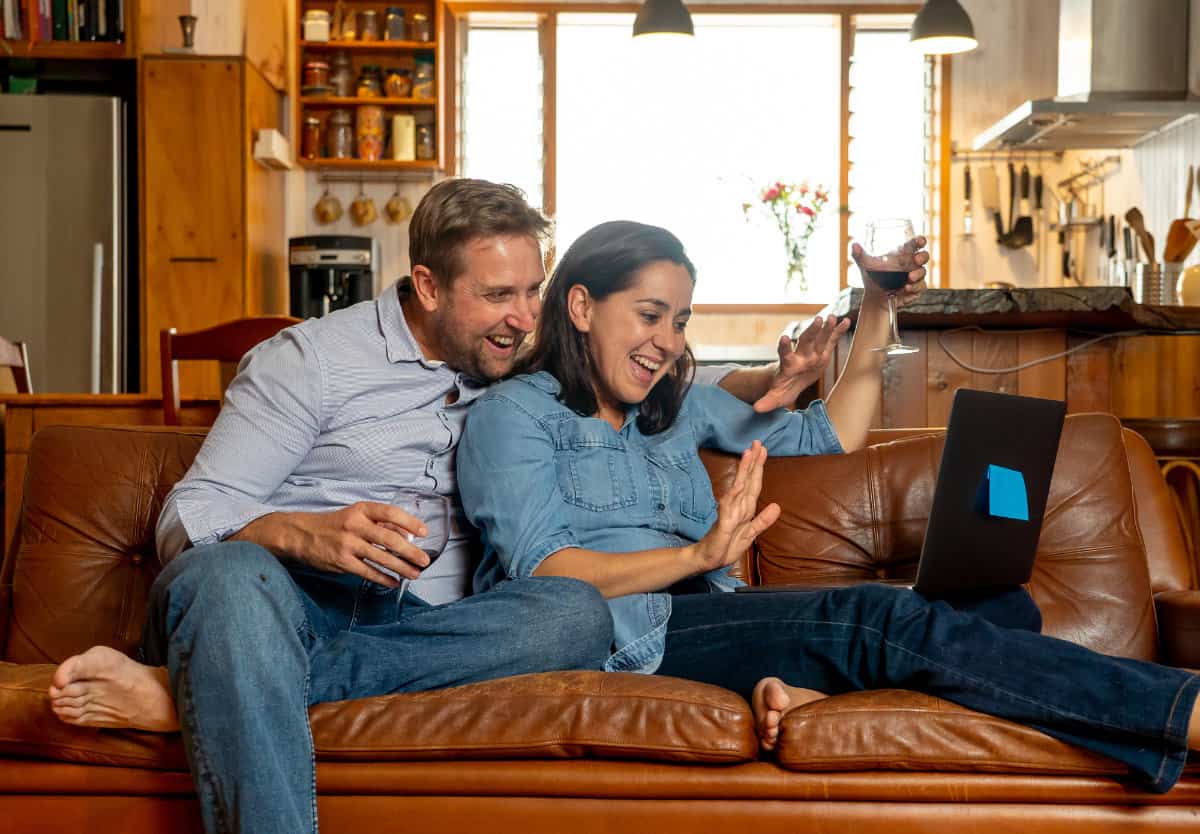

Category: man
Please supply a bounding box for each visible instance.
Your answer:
[47,178,847,834]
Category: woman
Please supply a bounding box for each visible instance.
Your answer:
[457,220,1200,793]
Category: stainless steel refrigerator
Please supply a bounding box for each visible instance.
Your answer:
[0,93,127,393]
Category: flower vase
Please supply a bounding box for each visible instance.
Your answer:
[785,261,807,292]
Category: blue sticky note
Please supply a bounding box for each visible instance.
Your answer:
[986,465,1029,521]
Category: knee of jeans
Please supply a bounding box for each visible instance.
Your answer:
[528,576,614,668]
[152,540,292,617]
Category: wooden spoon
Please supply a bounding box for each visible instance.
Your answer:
[1164,165,1197,263]
[1124,207,1156,265]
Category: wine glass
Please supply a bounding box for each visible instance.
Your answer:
[365,488,451,585]
[862,218,920,356]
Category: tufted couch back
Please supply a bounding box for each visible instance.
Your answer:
[1,414,1190,666]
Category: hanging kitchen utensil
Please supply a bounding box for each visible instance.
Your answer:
[384,182,412,224]
[1007,163,1034,248]
[1004,162,1018,246]
[1163,164,1196,263]
[1123,224,1136,287]
[978,165,1002,244]
[962,166,973,236]
[1124,207,1156,265]
[1033,173,1044,276]
[1106,215,1118,285]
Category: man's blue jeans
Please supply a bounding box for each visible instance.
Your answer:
[658,585,1200,792]
[140,541,614,834]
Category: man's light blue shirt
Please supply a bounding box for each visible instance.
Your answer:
[157,284,736,605]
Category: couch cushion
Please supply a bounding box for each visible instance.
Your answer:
[0,665,755,768]
[752,413,1161,661]
[775,689,1128,777]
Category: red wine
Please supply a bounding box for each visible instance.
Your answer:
[865,269,909,291]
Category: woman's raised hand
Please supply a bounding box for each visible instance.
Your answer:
[689,441,781,574]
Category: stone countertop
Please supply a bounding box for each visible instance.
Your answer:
[829,287,1200,332]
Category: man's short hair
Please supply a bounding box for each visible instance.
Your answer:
[408,179,552,283]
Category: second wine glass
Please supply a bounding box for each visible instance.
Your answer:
[862,218,920,356]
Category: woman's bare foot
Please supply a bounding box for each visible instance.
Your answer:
[48,646,179,732]
[751,676,828,752]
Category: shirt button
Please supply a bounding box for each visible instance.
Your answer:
[656,503,666,511]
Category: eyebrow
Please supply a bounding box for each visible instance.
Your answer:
[636,298,692,316]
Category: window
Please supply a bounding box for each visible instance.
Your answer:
[459,9,937,305]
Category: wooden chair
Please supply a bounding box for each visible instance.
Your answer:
[0,337,32,394]
[160,316,300,425]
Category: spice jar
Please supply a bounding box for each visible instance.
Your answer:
[303,9,331,41]
[357,105,385,161]
[329,51,354,97]
[301,116,322,160]
[415,118,435,161]
[357,9,380,41]
[409,12,433,42]
[356,65,383,98]
[327,109,354,159]
[384,67,412,98]
[301,60,331,94]
[412,58,435,99]
[384,7,407,40]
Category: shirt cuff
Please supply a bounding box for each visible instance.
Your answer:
[512,529,581,578]
[175,496,282,551]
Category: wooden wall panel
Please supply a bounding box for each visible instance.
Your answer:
[1113,335,1165,418]
[243,64,288,316]
[970,332,1018,395]
[881,331,927,428]
[1065,335,1114,414]
[1016,332,1067,402]
[926,330,972,426]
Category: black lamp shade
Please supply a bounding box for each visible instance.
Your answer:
[633,0,694,37]
[910,0,978,54]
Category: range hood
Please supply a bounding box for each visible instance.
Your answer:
[973,0,1200,151]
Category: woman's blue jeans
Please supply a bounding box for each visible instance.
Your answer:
[657,584,1199,792]
[140,541,614,834]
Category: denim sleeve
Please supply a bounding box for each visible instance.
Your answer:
[687,384,844,458]
[156,328,324,558]
[458,395,580,580]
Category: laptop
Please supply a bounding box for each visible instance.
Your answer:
[736,388,1067,599]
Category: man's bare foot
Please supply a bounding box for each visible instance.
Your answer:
[48,646,179,732]
[751,676,828,752]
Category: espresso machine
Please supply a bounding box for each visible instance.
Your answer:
[288,235,379,318]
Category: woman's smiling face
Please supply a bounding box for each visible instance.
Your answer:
[568,259,694,429]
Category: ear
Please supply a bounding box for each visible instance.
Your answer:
[566,284,593,333]
[410,265,442,312]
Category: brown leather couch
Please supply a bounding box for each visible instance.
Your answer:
[1,414,1197,833]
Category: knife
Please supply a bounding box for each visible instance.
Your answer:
[963,166,973,236]
[1122,224,1135,288]
[1106,215,1117,285]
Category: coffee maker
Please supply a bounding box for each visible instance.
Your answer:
[288,235,379,318]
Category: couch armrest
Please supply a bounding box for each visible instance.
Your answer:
[1154,590,1200,669]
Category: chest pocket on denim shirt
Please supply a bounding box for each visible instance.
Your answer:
[648,448,718,523]
[554,423,638,512]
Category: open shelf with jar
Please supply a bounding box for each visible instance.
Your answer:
[296,1,444,172]
[0,0,130,60]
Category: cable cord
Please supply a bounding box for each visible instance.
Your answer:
[933,326,1152,375]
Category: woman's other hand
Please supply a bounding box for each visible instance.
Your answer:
[752,315,850,413]
[688,441,780,573]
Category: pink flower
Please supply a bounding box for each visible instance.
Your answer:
[763,188,780,202]
[798,182,809,195]
[799,205,816,217]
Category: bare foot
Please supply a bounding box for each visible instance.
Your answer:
[48,646,179,732]
[751,676,828,752]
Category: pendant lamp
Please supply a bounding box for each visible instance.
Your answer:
[633,0,694,38]
[909,0,978,55]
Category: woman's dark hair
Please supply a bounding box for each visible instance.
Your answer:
[522,220,696,435]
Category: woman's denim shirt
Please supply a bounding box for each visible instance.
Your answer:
[457,371,844,674]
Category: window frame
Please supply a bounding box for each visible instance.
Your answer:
[446,2,947,312]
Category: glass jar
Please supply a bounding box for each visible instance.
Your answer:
[384,7,407,41]
[384,67,412,98]
[327,109,354,159]
[409,12,433,42]
[302,9,330,41]
[357,9,380,41]
[301,116,322,160]
[356,65,383,98]
[415,121,435,160]
[357,105,385,161]
[329,51,354,97]
[301,60,330,93]
[412,58,435,99]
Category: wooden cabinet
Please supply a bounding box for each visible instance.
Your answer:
[296,0,448,171]
[140,57,286,397]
